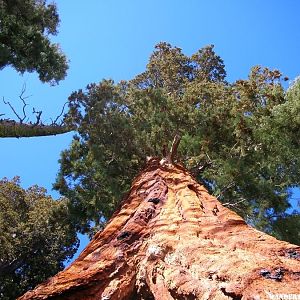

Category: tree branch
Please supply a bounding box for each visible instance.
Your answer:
[166,133,181,164]
[1,85,71,138]
[19,84,31,122]
[51,101,67,125]
[189,153,214,176]
[216,181,236,200]
[32,108,42,126]
[0,120,71,137]
[222,197,246,208]
[0,257,24,275]
[3,97,24,123]
[2,84,32,123]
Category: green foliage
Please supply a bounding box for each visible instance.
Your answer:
[0,177,78,299]
[54,80,138,236]
[271,212,300,246]
[55,42,300,244]
[0,0,68,84]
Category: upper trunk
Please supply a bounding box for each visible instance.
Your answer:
[19,158,300,300]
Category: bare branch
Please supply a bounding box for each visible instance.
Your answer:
[216,181,236,200]
[19,84,29,122]
[32,108,42,126]
[222,198,247,208]
[2,84,32,123]
[3,97,23,122]
[1,84,71,138]
[52,102,68,125]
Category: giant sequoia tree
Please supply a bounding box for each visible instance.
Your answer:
[17,43,300,299]
[0,0,70,137]
[19,157,300,299]
[55,42,300,243]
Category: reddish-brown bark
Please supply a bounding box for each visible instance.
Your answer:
[19,158,300,299]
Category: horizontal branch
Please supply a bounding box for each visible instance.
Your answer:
[0,119,71,138]
[1,85,69,137]
[222,197,247,208]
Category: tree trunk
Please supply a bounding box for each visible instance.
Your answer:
[19,158,300,300]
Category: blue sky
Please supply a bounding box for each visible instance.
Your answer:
[1,0,300,256]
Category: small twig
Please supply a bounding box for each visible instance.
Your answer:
[2,84,32,123]
[3,97,23,122]
[19,84,31,122]
[222,198,246,207]
[268,214,285,219]
[230,142,238,152]
[107,155,115,166]
[32,108,42,126]
[191,156,213,175]
[206,152,212,162]
[198,161,212,172]
[216,181,236,200]
[1,84,68,130]
[52,102,68,125]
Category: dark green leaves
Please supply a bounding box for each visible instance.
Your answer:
[0,0,68,84]
[0,177,78,299]
[56,43,300,244]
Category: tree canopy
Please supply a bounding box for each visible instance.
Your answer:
[0,0,68,84]
[0,0,71,138]
[0,177,78,300]
[55,42,300,243]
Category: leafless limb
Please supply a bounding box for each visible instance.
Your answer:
[51,102,68,125]
[32,108,42,126]
[19,84,31,122]
[222,197,247,208]
[2,84,32,123]
[2,84,68,128]
[3,97,24,123]
[216,181,236,200]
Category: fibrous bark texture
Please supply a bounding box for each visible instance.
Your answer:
[19,158,300,300]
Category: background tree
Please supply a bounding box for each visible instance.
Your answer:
[55,42,300,243]
[0,0,67,84]
[0,0,71,137]
[0,177,79,300]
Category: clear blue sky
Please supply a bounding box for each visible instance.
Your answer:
[1,0,300,256]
